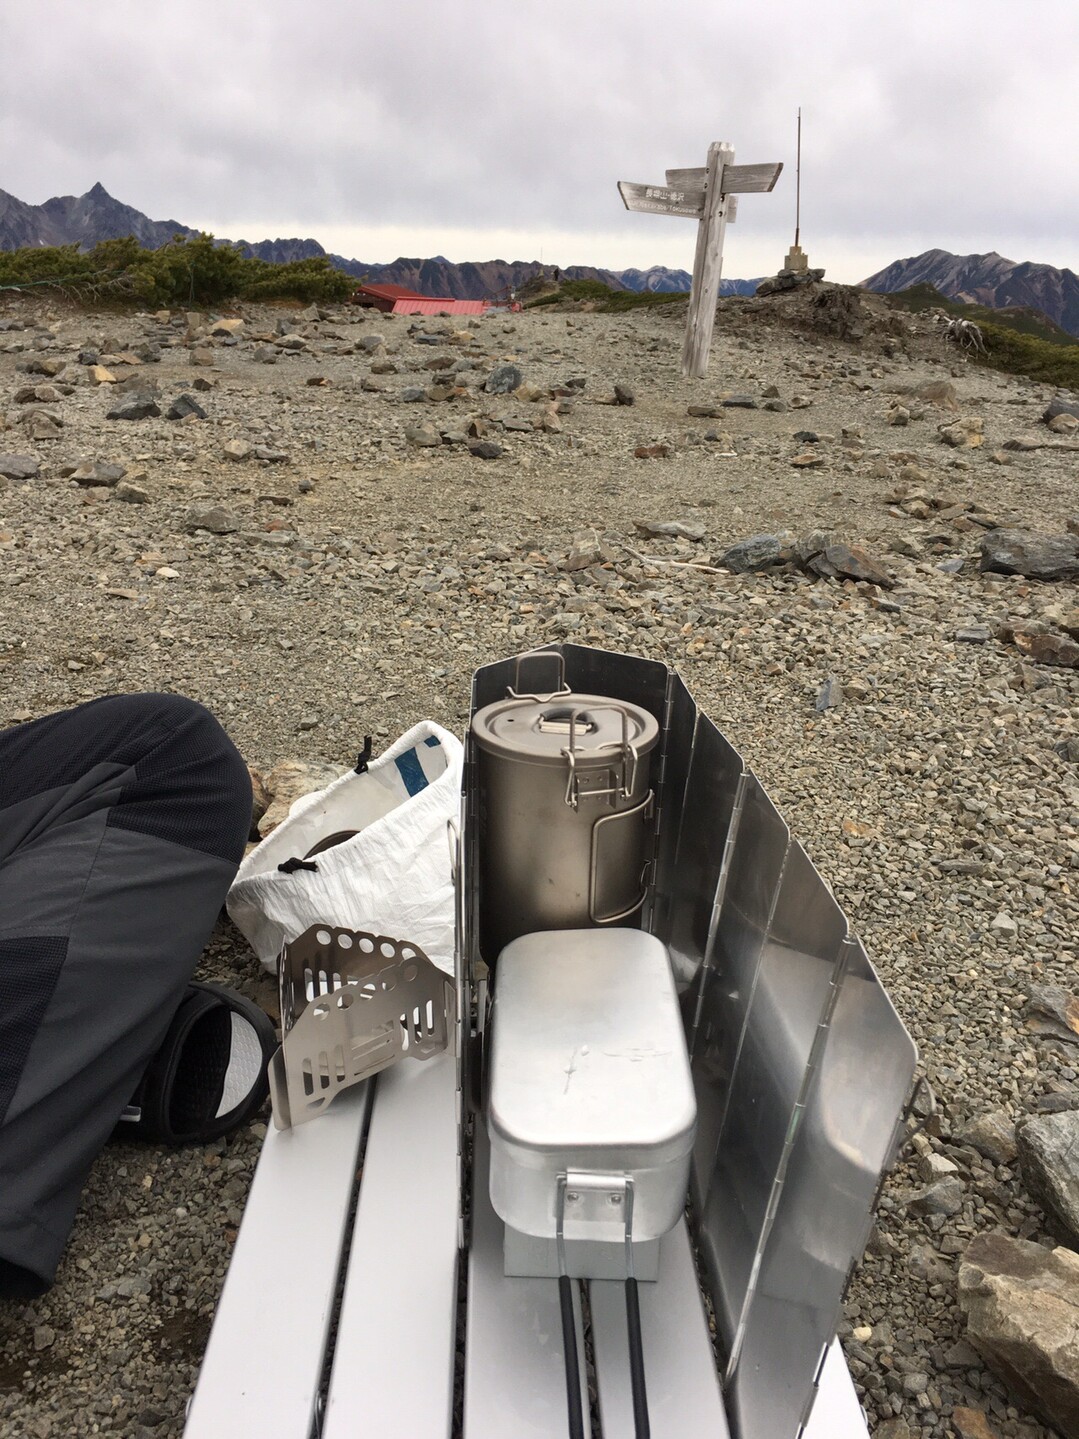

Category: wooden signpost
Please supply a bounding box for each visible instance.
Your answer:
[618,142,782,378]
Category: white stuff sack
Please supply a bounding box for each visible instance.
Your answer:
[227,721,462,975]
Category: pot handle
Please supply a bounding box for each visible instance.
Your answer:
[505,648,570,702]
[589,791,654,923]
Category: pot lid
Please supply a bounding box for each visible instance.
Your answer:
[472,692,659,766]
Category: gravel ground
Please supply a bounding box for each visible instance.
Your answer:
[0,287,1076,1439]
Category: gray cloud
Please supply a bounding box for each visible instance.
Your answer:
[2,0,1077,279]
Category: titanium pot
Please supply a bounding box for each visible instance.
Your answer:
[471,691,660,961]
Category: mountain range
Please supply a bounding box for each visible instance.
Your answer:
[863,248,1079,338]
[0,183,712,299]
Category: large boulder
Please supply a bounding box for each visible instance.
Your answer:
[980,529,1079,580]
[806,541,895,589]
[1044,394,1079,424]
[958,1232,1079,1438]
[718,533,790,573]
[106,393,161,421]
[1016,1110,1079,1247]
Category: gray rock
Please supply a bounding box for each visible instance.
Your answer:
[106,394,161,421]
[400,386,427,403]
[613,384,635,406]
[793,530,833,565]
[167,393,207,421]
[718,533,788,573]
[1022,984,1079,1046]
[222,439,253,462]
[114,481,150,504]
[1016,1111,1079,1246]
[1044,395,1079,423]
[755,267,826,295]
[252,446,289,463]
[485,364,522,395]
[70,461,126,488]
[959,1231,1079,1439]
[184,506,242,536]
[1031,1092,1079,1115]
[559,536,608,571]
[722,395,757,409]
[907,1241,953,1284]
[907,1176,964,1216]
[26,412,62,440]
[815,676,843,712]
[956,1111,1017,1166]
[980,529,1079,580]
[687,404,720,418]
[956,626,992,643]
[406,424,441,448]
[468,440,504,460]
[872,1422,912,1439]
[0,454,41,481]
[633,518,706,542]
[807,542,895,589]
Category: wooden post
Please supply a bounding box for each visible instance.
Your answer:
[681,141,733,380]
[618,145,781,380]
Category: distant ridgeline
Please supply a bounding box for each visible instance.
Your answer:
[0,182,768,301]
[863,248,1079,339]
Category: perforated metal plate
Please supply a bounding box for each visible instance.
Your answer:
[270,923,455,1129]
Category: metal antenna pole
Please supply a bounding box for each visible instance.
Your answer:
[794,107,802,248]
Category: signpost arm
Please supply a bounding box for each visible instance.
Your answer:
[681,142,733,380]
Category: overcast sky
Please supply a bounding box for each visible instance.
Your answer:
[2,0,1077,283]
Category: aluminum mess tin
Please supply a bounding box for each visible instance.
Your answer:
[471,693,660,960]
[486,928,696,1243]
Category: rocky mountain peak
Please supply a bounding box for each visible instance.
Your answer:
[863,247,1079,336]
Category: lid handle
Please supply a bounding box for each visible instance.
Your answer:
[537,707,597,736]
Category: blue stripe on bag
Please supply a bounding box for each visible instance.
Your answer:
[424,735,440,748]
[395,747,429,797]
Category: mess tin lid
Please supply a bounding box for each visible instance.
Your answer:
[471,693,659,767]
[488,928,696,1167]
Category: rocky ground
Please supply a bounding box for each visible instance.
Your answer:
[0,283,1077,1439]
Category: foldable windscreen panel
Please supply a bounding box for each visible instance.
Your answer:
[695,838,849,1367]
[689,774,790,1216]
[725,936,917,1439]
[651,709,743,1012]
[464,645,917,1439]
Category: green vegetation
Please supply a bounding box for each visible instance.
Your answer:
[0,234,354,307]
[525,278,689,313]
[971,323,1079,390]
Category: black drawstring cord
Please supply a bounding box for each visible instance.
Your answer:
[277,857,319,874]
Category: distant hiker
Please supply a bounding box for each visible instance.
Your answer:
[553,267,561,284]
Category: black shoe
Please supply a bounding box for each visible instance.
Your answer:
[120,982,277,1145]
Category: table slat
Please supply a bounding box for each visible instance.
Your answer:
[184,1083,372,1439]
[464,1128,587,1439]
[323,1055,460,1439]
[590,1220,729,1439]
